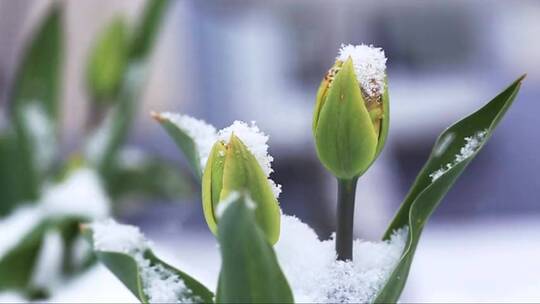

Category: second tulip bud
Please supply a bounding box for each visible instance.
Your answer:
[202,134,281,244]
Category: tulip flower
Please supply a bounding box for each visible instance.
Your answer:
[313,44,389,180]
[313,44,389,261]
[202,134,281,245]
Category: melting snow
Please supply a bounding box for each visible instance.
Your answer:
[275,215,407,303]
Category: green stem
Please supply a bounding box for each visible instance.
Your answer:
[336,177,358,261]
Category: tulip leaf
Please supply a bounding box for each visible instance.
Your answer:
[0,221,48,292]
[216,193,294,303]
[8,6,63,200]
[154,117,205,179]
[374,75,525,303]
[82,227,214,304]
[315,58,378,179]
[0,131,27,215]
[85,0,170,178]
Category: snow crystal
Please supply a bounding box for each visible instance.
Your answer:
[91,220,198,303]
[155,112,282,198]
[41,168,110,219]
[429,130,488,181]
[275,215,408,303]
[155,112,217,169]
[218,121,282,198]
[336,44,387,97]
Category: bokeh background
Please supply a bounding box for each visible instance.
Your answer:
[1,0,539,302]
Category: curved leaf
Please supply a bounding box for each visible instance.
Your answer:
[154,116,204,179]
[82,228,213,303]
[8,6,63,200]
[216,193,293,303]
[374,75,525,303]
[85,0,170,178]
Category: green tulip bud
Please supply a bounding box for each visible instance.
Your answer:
[202,134,281,244]
[313,44,389,179]
[86,17,128,103]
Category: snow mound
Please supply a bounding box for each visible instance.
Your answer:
[91,220,200,303]
[337,44,387,97]
[275,215,407,303]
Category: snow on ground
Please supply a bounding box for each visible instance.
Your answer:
[275,215,407,303]
[3,215,538,303]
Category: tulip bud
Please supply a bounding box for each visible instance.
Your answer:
[313,44,389,179]
[202,133,281,244]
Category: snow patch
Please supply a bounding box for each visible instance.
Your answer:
[275,215,407,303]
[337,44,387,98]
[31,230,63,289]
[91,220,199,303]
[429,130,488,181]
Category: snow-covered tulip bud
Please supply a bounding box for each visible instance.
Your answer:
[202,134,281,244]
[313,44,389,179]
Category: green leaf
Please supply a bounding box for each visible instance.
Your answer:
[82,228,214,303]
[8,6,63,200]
[85,1,170,178]
[0,131,27,215]
[154,116,205,179]
[0,221,48,292]
[374,75,525,303]
[86,17,128,102]
[129,0,169,60]
[216,193,294,303]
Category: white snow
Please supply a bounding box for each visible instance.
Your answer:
[429,130,488,181]
[155,112,217,169]
[336,44,387,97]
[0,168,110,262]
[90,220,199,303]
[215,191,257,219]
[155,112,282,198]
[275,215,408,303]
[41,168,111,219]
[91,219,148,254]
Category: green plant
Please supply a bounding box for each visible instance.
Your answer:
[85,43,524,303]
[0,0,190,297]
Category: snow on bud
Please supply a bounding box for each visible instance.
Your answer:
[313,44,389,179]
[202,134,281,244]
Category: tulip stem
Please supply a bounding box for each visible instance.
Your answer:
[336,177,358,261]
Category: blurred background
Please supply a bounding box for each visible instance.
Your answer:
[1,0,539,302]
